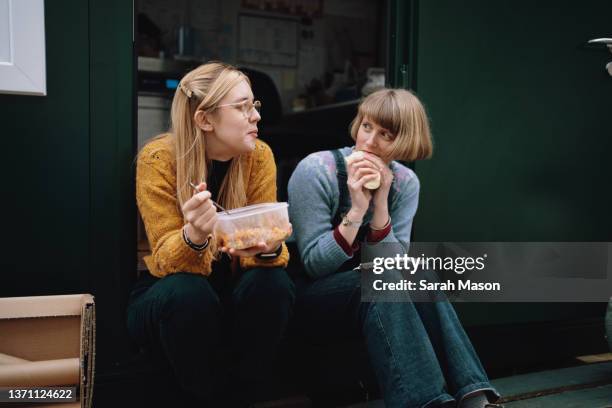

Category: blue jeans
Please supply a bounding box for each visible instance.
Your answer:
[292,269,500,408]
[126,268,295,406]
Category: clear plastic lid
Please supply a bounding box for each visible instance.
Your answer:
[217,202,288,221]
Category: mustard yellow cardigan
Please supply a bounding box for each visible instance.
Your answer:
[136,134,289,278]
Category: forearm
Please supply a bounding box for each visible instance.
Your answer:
[150,229,214,277]
[337,208,366,246]
[370,203,390,230]
[367,181,419,249]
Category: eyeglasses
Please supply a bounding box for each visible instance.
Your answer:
[216,99,261,119]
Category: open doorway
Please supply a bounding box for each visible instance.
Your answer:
[134,0,390,273]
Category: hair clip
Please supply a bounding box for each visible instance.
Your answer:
[179,83,193,99]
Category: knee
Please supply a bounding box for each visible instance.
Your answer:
[157,273,221,317]
[237,268,296,306]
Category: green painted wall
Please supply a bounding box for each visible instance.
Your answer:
[0,1,91,295]
[0,0,135,372]
[411,1,612,325]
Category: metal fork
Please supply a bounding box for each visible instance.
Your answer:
[189,182,230,214]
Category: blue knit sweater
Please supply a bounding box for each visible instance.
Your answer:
[287,146,421,279]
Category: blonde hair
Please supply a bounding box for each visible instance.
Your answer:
[167,61,250,255]
[349,88,433,162]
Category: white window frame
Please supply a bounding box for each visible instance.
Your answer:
[0,0,46,96]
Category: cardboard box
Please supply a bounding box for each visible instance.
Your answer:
[0,294,95,408]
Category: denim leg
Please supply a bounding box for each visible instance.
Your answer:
[293,270,455,408]
[126,272,222,404]
[411,300,501,405]
[230,267,296,402]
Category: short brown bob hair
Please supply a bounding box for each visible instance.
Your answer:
[349,88,433,162]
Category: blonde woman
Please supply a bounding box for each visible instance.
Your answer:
[127,62,294,407]
[288,89,502,408]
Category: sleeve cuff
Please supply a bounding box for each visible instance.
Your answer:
[333,225,360,256]
[367,222,392,243]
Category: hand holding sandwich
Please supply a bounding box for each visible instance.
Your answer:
[344,150,393,230]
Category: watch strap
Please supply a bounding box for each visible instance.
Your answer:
[256,243,283,259]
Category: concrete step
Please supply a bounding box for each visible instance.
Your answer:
[343,362,612,408]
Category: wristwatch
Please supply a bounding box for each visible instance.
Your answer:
[341,213,363,228]
[256,244,283,259]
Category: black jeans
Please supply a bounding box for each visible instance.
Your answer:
[126,267,295,406]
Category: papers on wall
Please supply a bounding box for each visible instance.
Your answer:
[238,14,298,67]
[297,45,325,87]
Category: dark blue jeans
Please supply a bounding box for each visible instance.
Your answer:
[126,267,295,406]
[292,269,500,408]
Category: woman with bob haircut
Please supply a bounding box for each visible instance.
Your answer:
[127,61,294,406]
[288,88,502,408]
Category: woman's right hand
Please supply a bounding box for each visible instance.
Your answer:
[181,182,218,244]
[346,156,380,217]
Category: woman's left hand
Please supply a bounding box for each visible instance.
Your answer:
[360,152,393,208]
[220,224,292,257]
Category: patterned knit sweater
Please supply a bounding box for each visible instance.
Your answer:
[136,134,289,278]
[288,147,420,279]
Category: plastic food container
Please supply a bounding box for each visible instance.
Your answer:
[214,202,291,250]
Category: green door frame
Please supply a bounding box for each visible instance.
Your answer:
[386,0,418,90]
[89,0,136,371]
